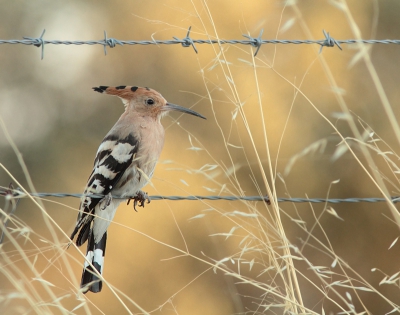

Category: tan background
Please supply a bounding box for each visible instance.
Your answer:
[1,1,400,314]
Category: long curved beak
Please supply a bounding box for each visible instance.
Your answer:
[164,103,206,120]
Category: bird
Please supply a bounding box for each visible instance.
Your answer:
[70,85,206,293]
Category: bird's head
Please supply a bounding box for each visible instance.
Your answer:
[93,85,206,120]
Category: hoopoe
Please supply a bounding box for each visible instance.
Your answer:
[70,86,206,293]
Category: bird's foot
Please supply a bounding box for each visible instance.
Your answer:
[264,195,271,205]
[100,192,112,210]
[127,190,150,212]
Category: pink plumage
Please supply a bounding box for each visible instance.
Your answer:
[70,86,205,293]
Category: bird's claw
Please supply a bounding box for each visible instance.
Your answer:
[127,191,150,212]
[100,192,112,210]
[264,195,271,205]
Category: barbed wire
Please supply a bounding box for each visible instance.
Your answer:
[3,28,400,60]
[1,190,400,204]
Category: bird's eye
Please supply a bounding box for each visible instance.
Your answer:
[146,98,155,105]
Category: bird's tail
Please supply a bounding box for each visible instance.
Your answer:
[80,229,107,293]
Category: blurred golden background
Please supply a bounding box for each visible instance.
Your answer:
[1,0,400,314]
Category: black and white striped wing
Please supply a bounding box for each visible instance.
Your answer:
[71,133,138,246]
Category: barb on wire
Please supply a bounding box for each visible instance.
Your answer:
[320,29,342,53]
[243,29,264,56]
[3,27,400,59]
[0,187,399,204]
[173,26,198,53]
[0,183,22,244]
[102,30,124,55]
[23,29,46,60]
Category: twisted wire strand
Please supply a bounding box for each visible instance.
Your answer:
[1,191,399,204]
[3,38,400,46]
[2,28,400,59]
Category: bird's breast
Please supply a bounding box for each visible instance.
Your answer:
[114,119,165,197]
[137,122,165,175]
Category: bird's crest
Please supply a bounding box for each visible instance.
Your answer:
[92,85,206,119]
[93,86,161,108]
